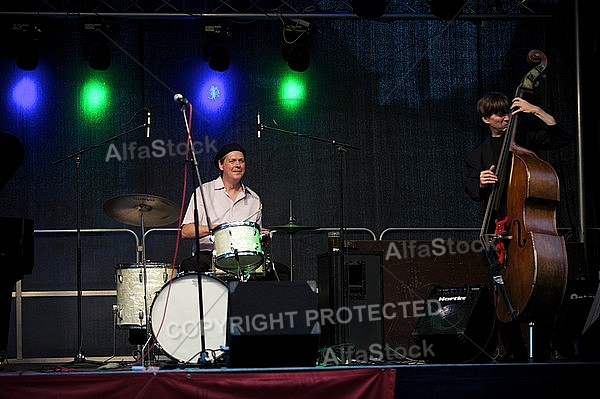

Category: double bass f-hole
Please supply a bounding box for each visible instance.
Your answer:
[512,219,527,248]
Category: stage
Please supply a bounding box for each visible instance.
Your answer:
[2,245,600,399]
[1,359,599,399]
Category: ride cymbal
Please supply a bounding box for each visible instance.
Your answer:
[103,193,179,227]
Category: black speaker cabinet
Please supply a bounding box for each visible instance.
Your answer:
[317,251,384,353]
[581,283,600,360]
[411,284,497,363]
[0,217,34,280]
[227,280,320,368]
[553,279,598,360]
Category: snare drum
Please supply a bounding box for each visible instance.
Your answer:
[150,272,228,363]
[115,262,178,329]
[212,221,263,274]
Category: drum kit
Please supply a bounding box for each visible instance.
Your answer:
[103,193,316,365]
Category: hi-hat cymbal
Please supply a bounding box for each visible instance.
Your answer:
[267,222,317,234]
[103,194,179,227]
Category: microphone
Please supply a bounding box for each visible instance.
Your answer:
[174,93,189,105]
[145,108,151,138]
[257,110,261,139]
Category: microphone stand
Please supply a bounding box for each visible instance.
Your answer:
[177,101,212,366]
[259,121,359,343]
[53,122,148,364]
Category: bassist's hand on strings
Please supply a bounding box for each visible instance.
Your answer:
[511,97,557,126]
[479,165,498,188]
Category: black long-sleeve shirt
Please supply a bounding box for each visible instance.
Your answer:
[464,114,573,202]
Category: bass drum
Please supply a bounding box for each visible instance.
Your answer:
[150,272,228,364]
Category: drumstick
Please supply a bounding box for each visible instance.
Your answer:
[243,209,260,222]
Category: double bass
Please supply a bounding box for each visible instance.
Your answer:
[480,49,568,323]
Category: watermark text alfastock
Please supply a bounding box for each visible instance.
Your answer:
[383,238,494,261]
[105,136,217,162]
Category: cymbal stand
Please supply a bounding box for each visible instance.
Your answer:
[137,209,154,367]
[178,99,212,365]
[287,200,297,281]
[52,115,147,364]
[334,146,348,345]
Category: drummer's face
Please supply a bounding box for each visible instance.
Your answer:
[220,151,245,180]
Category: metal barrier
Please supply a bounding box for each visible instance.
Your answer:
[144,226,377,241]
[11,228,139,361]
[379,227,479,241]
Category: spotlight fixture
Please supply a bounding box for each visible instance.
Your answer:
[202,25,231,72]
[282,19,316,72]
[10,23,41,71]
[283,45,310,73]
[351,0,389,19]
[83,23,114,71]
[428,0,466,19]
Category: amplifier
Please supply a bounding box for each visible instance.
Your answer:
[411,284,497,363]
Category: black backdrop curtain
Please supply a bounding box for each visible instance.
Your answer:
[0,0,596,358]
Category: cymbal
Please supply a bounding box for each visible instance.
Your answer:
[103,194,179,227]
[267,222,317,234]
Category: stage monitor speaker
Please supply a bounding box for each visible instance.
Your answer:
[411,284,497,363]
[227,280,320,368]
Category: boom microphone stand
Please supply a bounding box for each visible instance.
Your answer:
[258,116,359,343]
[175,94,213,365]
[53,118,148,363]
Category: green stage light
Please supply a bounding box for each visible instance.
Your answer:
[279,75,306,108]
[81,78,111,119]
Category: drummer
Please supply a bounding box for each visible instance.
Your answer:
[180,142,267,272]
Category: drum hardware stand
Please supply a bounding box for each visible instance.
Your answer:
[265,232,280,281]
[287,201,297,281]
[53,115,148,364]
[234,253,257,282]
[177,96,212,366]
[233,249,245,281]
[271,263,281,281]
[137,211,154,368]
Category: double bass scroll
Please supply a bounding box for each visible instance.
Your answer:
[479,49,568,323]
